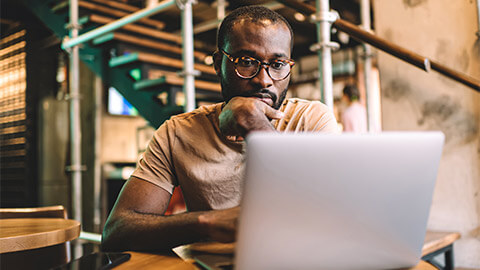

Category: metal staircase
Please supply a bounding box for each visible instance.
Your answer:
[22,0,221,128]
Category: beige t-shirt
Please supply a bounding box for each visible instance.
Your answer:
[132,98,338,211]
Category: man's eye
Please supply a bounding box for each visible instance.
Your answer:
[238,57,256,67]
[271,61,287,70]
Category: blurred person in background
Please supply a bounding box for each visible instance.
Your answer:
[341,84,367,133]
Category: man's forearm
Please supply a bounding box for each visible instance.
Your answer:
[102,209,208,251]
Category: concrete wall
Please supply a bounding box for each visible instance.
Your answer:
[372,0,480,267]
[101,115,150,164]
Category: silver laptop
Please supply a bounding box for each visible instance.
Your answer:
[235,132,444,270]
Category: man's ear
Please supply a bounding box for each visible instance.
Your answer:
[213,50,222,76]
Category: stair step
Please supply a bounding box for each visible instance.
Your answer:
[88,14,181,44]
[109,52,216,76]
[78,1,165,29]
[52,0,165,29]
[134,76,221,93]
[89,0,138,13]
[87,14,215,52]
[93,32,207,61]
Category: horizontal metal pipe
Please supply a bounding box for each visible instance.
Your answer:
[276,0,480,92]
[79,231,102,243]
[62,0,176,50]
[333,19,431,72]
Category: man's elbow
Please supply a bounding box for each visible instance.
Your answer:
[101,217,126,252]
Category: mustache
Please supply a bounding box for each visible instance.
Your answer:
[237,89,278,105]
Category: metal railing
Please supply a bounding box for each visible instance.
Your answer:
[276,0,480,92]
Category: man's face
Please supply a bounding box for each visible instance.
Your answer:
[214,20,292,109]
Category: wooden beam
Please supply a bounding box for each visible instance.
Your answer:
[89,14,181,43]
[89,0,138,12]
[79,1,165,29]
[136,52,216,75]
[112,32,207,61]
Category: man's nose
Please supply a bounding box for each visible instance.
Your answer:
[251,65,273,88]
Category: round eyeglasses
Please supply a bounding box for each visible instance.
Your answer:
[221,50,295,81]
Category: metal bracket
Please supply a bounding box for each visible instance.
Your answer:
[62,36,83,53]
[177,69,201,77]
[64,93,83,100]
[357,51,376,60]
[310,41,340,52]
[65,165,87,172]
[310,10,339,24]
[175,0,197,10]
[65,23,83,30]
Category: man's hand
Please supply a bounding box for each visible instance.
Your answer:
[219,97,284,138]
[198,207,240,243]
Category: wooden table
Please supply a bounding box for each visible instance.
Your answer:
[0,218,81,270]
[113,243,438,270]
[0,218,81,253]
[422,231,461,270]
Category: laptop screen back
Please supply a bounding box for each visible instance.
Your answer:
[235,132,444,270]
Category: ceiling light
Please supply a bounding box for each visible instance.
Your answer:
[294,12,306,22]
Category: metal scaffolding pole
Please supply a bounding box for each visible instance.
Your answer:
[361,0,381,132]
[179,0,197,112]
[67,0,83,225]
[62,0,177,240]
[312,0,337,109]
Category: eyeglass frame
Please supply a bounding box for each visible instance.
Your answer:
[220,49,295,81]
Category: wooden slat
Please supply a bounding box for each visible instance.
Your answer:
[89,0,138,12]
[78,1,165,29]
[135,75,220,93]
[97,32,207,61]
[0,125,26,135]
[164,76,221,92]
[422,231,461,256]
[136,52,215,75]
[89,14,181,43]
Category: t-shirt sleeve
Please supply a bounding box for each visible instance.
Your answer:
[311,103,339,133]
[300,101,340,133]
[131,120,177,194]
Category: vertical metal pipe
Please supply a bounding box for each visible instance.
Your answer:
[361,0,381,132]
[217,0,225,20]
[69,0,82,224]
[93,76,102,232]
[315,0,334,109]
[476,0,480,37]
[181,1,196,112]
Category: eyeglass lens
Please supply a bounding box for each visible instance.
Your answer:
[235,57,291,80]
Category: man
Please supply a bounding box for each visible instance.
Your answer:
[341,84,367,133]
[102,5,338,251]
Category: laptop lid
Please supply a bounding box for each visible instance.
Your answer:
[235,132,444,270]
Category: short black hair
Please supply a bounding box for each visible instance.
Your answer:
[343,84,360,101]
[217,5,294,52]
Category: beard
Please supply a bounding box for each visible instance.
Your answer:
[221,81,288,110]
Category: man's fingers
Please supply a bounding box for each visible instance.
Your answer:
[263,104,284,120]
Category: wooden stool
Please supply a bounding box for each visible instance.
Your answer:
[422,231,461,270]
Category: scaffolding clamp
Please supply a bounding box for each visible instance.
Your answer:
[65,93,83,100]
[65,165,87,172]
[177,69,201,77]
[176,0,197,10]
[310,10,339,24]
[310,42,340,52]
[309,10,340,52]
[62,36,83,53]
[65,22,83,31]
